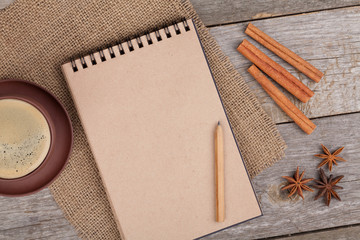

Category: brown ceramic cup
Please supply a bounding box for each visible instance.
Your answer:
[0,79,73,196]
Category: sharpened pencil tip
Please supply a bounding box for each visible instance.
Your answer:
[218,121,220,125]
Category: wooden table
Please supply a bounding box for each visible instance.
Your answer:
[1,1,360,239]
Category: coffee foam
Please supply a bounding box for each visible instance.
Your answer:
[0,99,51,179]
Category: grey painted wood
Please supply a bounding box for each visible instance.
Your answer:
[0,188,79,240]
[0,0,14,10]
[274,225,360,240]
[209,6,360,124]
[1,113,359,239]
[1,2,360,240]
[203,112,360,239]
[192,0,360,26]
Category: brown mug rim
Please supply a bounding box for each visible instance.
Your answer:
[0,79,73,197]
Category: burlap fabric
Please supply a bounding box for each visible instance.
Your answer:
[0,0,286,238]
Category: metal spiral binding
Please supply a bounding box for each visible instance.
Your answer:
[71,19,191,72]
[154,30,162,42]
[108,46,116,58]
[90,53,97,65]
[118,42,125,55]
[80,56,87,69]
[146,32,153,45]
[136,36,143,48]
[127,39,134,52]
[99,49,106,62]
[164,26,171,38]
[174,22,181,35]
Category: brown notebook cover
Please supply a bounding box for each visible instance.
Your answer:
[62,19,261,240]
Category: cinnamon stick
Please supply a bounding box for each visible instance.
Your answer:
[248,65,316,135]
[237,39,314,103]
[246,23,323,83]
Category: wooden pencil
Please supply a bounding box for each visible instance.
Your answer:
[215,121,225,222]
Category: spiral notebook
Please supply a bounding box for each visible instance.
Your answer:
[62,19,261,240]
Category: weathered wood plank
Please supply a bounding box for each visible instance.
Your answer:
[0,0,14,10]
[0,188,79,240]
[274,225,360,240]
[192,0,360,26]
[1,3,360,240]
[203,112,360,239]
[209,6,360,124]
[1,112,359,239]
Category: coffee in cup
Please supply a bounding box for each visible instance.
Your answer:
[0,99,51,179]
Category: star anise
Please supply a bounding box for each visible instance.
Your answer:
[315,144,346,171]
[281,167,314,199]
[313,168,343,206]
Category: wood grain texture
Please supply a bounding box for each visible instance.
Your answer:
[0,188,79,240]
[1,113,359,240]
[209,6,360,124]
[274,225,360,240]
[0,0,14,10]
[1,2,360,240]
[203,112,360,239]
[192,0,360,26]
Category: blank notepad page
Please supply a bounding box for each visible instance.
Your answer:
[62,19,261,240]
